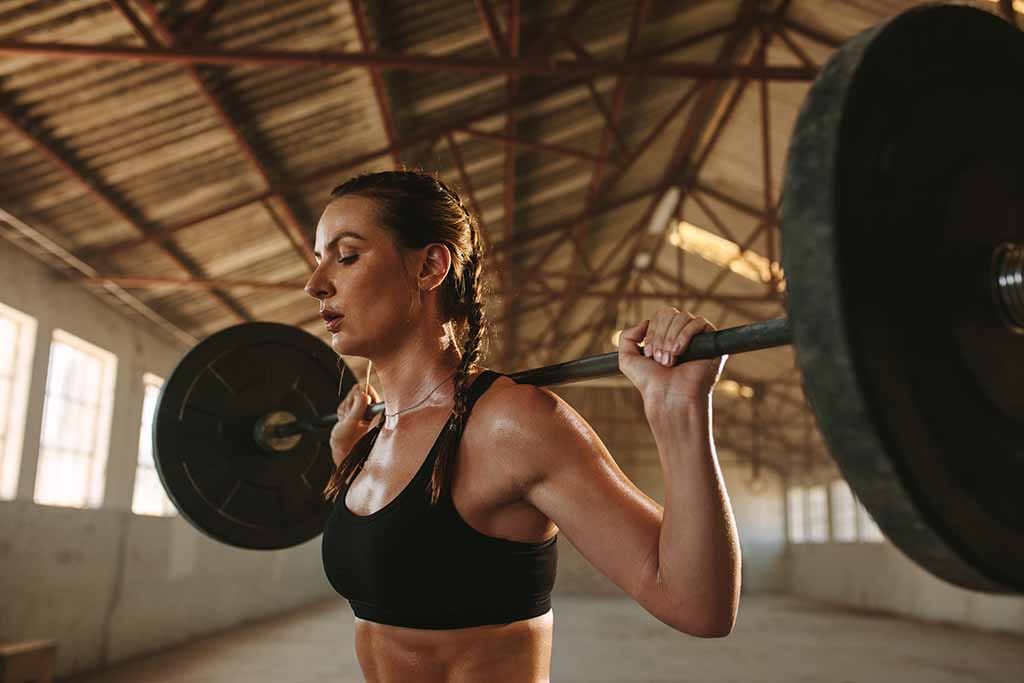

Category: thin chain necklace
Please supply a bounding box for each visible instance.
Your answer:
[384,370,459,418]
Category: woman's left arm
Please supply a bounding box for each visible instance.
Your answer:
[624,307,740,636]
[486,307,740,637]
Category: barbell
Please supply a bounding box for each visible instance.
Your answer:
[153,5,1024,594]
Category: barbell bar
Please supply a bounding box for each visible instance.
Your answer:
[265,317,795,440]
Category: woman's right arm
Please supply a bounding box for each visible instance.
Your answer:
[330,382,381,467]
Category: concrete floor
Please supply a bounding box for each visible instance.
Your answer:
[63,595,1024,683]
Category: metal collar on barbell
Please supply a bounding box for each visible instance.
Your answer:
[994,242,1024,335]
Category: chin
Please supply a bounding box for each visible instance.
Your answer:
[330,332,369,359]
[328,331,352,354]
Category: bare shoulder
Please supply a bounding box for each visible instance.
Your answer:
[468,374,600,494]
[473,375,561,429]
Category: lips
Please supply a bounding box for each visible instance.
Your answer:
[321,310,343,332]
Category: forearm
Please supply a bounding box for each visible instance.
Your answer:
[646,398,741,634]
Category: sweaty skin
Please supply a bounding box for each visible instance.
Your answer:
[305,193,738,682]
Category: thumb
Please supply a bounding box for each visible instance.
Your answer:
[355,388,372,419]
[618,320,650,358]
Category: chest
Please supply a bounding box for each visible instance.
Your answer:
[343,413,551,544]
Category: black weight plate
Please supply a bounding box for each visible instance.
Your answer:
[154,322,356,550]
[782,5,1024,593]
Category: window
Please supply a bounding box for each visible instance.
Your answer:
[857,498,885,542]
[33,330,117,508]
[807,485,829,542]
[132,373,175,516]
[0,302,37,500]
[830,479,857,542]
[786,486,806,543]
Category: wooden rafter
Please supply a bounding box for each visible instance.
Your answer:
[0,41,819,80]
[473,0,508,56]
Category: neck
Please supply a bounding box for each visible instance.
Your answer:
[367,322,469,430]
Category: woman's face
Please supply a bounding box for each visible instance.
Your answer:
[304,195,449,358]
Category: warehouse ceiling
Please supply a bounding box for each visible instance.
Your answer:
[0,0,1017,478]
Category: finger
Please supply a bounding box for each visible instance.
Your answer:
[643,309,667,358]
[674,318,710,360]
[618,320,650,358]
[649,308,683,364]
[337,390,354,415]
[663,313,692,360]
[358,391,374,419]
[661,311,694,362]
[643,309,665,359]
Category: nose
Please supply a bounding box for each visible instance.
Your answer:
[304,263,334,301]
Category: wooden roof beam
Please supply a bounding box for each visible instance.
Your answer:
[0,41,819,80]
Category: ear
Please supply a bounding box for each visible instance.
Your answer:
[415,243,452,292]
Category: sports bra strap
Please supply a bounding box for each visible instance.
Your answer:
[461,369,503,414]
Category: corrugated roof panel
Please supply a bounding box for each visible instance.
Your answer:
[208,0,351,50]
[0,0,121,45]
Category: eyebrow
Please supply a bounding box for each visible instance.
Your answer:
[313,231,366,259]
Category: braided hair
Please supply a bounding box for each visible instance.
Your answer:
[319,170,490,507]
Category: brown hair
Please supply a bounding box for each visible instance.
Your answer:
[320,170,489,507]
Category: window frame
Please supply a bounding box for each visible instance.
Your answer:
[0,302,38,500]
[786,486,806,544]
[33,329,117,509]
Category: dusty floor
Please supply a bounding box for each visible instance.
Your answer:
[63,594,1024,682]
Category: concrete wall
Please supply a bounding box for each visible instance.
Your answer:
[0,500,330,676]
[723,461,787,594]
[0,240,334,678]
[787,540,1024,636]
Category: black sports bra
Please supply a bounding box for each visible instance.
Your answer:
[321,370,558,629]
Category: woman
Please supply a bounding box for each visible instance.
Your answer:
[304,170,740,683]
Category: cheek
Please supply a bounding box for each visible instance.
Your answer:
[344,263,414,325]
